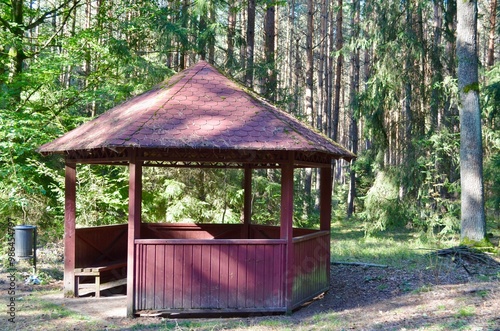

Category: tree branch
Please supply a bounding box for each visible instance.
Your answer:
[26,0,81,31]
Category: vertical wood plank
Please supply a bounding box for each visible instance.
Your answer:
[164,244,174,308]
[191,244,202,308]
[154,245,164,309]
[64,162,76,296]
[210,244,221,308]
[183,244,193,309]
[237,245,248,307]
[218,244,229,308]
[254,245,265,307]
[173,245,184,308]
[246,244,256,307]
[228,244,238,308]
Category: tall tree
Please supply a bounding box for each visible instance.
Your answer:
[486,0,497,67]
[332,0,343,142]
[457,0,486,242]
[245,0,256,88]
[347,0,360,217]
[226,0,237,69]
[263,0,276,101]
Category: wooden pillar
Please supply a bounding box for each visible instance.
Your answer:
[280,157,294,313]
[320,165,333,285]
[242,166,252,238]
[63,162,76,297]
[320,165,332,232]
[127,151,142,317]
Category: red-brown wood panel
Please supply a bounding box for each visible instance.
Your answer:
[291,231,330,308]
[75,224,127,267]
[134,239,287,312]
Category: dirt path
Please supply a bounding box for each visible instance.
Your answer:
[1,255,499,330]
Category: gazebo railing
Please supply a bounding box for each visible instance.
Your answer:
[134,238,287,313]
[291,230,330,308]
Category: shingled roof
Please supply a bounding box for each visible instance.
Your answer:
[38,61,354,165]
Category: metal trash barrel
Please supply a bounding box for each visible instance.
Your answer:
[14,225,36,259]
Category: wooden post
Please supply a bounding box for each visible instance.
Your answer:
[280,157,294,313]
[320,165,332,232]
[127,150,142,317]
[320,165,333,285]
[242,166,252,238]
[64,162,76,297]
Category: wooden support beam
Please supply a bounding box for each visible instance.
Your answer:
[243,166,252,238]
[320,165,333,287]
[320,165,332,232]
[64,162,77,297]
[127,151,142,317]
[280,156,294,313]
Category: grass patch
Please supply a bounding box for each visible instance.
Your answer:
[454,306,475,318]
[330,220,461,269]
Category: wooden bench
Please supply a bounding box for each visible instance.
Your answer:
[74,260,127,298]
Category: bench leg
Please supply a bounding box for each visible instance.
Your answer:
[75,276,80,297]
[95,275,100,298]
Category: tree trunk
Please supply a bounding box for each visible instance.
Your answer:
[245,0,256,88]
[317,0,327,131]
[305,0,314,128]
[227,0,237,69]
[430,0,443,132]
[9,0,26,103]
[456,0,486,242]
[486,0,497,67]
[264,2,276,101]
[332,0,343,142]
[347,0,360,217]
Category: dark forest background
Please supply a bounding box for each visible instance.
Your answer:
[1,0,499,243]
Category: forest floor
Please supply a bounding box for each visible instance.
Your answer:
[1,226,499,331]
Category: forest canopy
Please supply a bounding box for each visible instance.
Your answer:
[0,0,499,243]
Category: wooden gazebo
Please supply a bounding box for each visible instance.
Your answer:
[38,61,354,317]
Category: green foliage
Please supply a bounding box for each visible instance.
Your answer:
[142,168,244,224]
[483,64,500,222]
[359,170,407,234]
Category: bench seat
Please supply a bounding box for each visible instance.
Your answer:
[74,260,127,297]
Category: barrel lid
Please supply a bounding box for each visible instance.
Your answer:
[13,225,36,230]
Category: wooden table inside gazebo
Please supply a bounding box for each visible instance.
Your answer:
[38,61,354,317]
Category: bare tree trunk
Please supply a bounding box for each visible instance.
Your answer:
[240,2,247,75]
[305,0,314,127]
[317,0,327,132]
[303,0,315,211]
[245,0,256,88]
[487,0,497,67]
[287,0,296,96]
[404,1,414,168]
[264,2,276,101]
[326,2,335,137]
[227,0,237,69]
[347,0,360,217]
[430,0,443,131]
[208,4,215,64]
[457,0,486,242]
[332,0,343,142]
